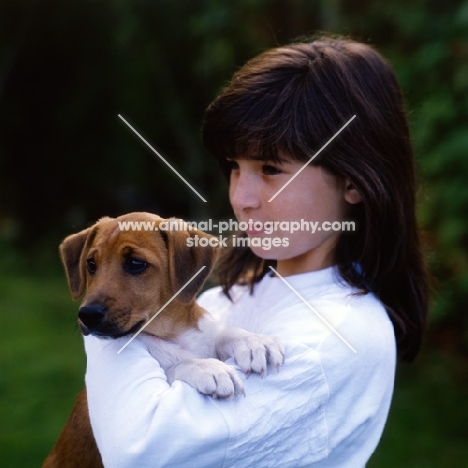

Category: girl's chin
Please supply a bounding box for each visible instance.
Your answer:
[248,245,291,260]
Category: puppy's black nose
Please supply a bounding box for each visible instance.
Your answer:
[78,304,107,329]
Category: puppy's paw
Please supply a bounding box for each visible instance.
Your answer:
[217,329,285,378]
[167,358,245,399]
[232,334,285,377]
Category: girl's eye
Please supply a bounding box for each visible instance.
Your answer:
[262,164,282,175]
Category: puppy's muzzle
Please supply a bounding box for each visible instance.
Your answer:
[78,304,145,338]
[78,304,107,335]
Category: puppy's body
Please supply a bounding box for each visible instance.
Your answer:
[44,213,284,468]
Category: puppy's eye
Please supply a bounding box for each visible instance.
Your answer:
[86,258,97,275]
[124,257,148,275]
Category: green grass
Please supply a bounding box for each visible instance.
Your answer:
[0,271,467,467]
[369,348,468,467]
[0,273,85,467]
[368,346,468,468]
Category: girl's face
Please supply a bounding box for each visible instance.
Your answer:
[228,154,361,276]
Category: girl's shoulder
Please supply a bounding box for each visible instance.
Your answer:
[198,267,394,348]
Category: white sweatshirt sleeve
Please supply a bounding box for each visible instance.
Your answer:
[84,333,330,468]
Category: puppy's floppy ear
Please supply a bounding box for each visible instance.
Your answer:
[162,224,219,303]
[59,228,92,300]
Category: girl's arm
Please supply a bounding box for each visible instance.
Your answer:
[84,334,329,468]
[84,291,396,468]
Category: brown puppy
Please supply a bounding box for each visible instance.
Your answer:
[44,212,284,468]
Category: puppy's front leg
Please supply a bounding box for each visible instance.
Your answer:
[166,358,245,399]
[216,328,285,377]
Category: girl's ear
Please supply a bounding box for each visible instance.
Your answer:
[343,179,363,204]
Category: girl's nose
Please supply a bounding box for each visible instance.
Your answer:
[229,172,261,212]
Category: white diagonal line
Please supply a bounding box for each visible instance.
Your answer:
[117,266,207,354]
[118,114,207,203]
[269,267,357,353]
[268,115,356,202]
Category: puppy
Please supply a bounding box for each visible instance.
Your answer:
[43,212,284,468]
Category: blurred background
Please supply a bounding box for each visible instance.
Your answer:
[0,0,467,466]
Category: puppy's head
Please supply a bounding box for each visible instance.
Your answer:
[59,212,219,339]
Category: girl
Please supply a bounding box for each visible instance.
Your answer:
[84,36,429,467]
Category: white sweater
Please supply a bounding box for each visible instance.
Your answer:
[84,266,396,467]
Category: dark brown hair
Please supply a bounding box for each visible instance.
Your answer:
[202,37,429,362]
